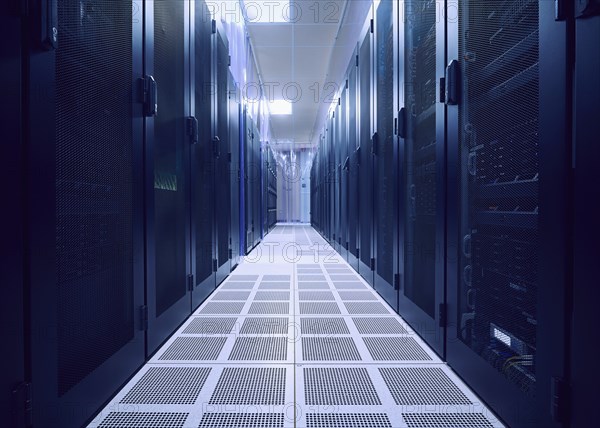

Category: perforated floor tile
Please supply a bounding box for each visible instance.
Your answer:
[363,337,432,361]
[212,291,251,301]
[259,282,290,289]
[338,291,378,301]
[333,281,368,289]
[263,274,290,281]
[120,367,210,404]
[305,413,392,428]
[379,367,472,405]
[182,317,237,334]
[298,275,326,281]
[254,291,290,301]
[219,282,255,290]
[198,302,245,315]
[158,337,226,361]
[198,413,285,428]
[298,282,330,289]
[299,291,335,301]
[230,275,259,281]
[209,367,286,405]
[329,274,359,281]
[304,367,380,405]
[299,302,341,314]
[228,337,287,360]
[401,413,494,427]
[302,337,361,361]
[97,412,188,428]
[344,302,390,314]
[352,318,408,335]
[248,302,290,314]
[240,317,289,335]
[300,318,350,335]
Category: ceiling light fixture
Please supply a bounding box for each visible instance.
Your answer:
[269,99,292,115]
[243,0,290,23]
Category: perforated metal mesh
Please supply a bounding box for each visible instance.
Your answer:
[198,413,285,428]
[379,367,472,405]
[300,302,341,314]
[120,367,210,404]
[402,413,493,427]
[248,302,290,314]
[159,337,226,360]
[199,302,245,314]
[209,367,286,405]
[230,275,258,281]
[299,291,335,301]
[306,413,392,428]
[220,282,255,290]
[304,368,380,405]
[240,317,289,335]
[259,282,290,290]
[363,337,431,361]
[213,291,251,301]
[228,337,287,360]
[344,302,390,314]
[254,291,290,301]
[298,275,327,281]
[298,282,330,289]
[302,337,361,361]
[263,275,290,281]
[352,318,408,334]
[97,412,188,428]
[333,282,368,289]
[338,291,377,301]
[301,318,350,335]
[329,274,358,281]
[182,317,237,335]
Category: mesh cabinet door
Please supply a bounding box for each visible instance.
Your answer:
[347,48,360,271]
[229,72,241,268]
[27,1,145,426]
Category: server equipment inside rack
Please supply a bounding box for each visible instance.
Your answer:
[2,1,598,428]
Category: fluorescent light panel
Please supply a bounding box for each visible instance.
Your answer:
[269,99,292,115]
[243,0,290,23]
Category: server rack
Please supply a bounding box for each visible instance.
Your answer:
[396,0,446,355]
[357,13,375,285]
[212,23,231,285]
[333,103,341,253]
[25,1,146,426]
[347,46,360,271]
[266,147,278,232]
[372,0,399,311]
[252,126,262,247]
[340,85,349,261]
[145,0,192,355]
[190,0,216,310]
[229,72,241,268]
[243,109,253,253]
[446,1,570,426]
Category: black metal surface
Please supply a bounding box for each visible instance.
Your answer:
[229,72,241,268]
[347,52,359,269]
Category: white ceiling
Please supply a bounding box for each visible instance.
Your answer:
[246,0,372,148]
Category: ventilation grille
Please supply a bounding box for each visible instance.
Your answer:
[301,318,349,335]
[98,412,188,428]
[159,337,226,361]
[297,269,323,274]
[379,367,472,405]
[302,337,361,361]
[344,302,390,314]
[304,368,380,405]
[259,282,290,290]
[120,367,210,404]
[263,274,290,281]
[198,413,285,428]
[352,318,408,335]
[209,367,286,405]
[254,291,290,301]
[228,337,287,360]
[230,275,258,281]
[182,317,237,335]
[199,302,245,314]
[402,413,493,427]
[333,281,367,289]
[306,413,392,428]
[298,275,326,281]
[213,291,251,301]
[329,274,358,281]
[338,291,377,301]
[299,291,335,301]
[300,302,341,314]
[240,317,289,335]
[221,282,255,290]
[298,282,330,289]
[363,337,431,361]
[248,302,290,314]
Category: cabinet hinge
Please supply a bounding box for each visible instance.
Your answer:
[11,382,32,427]
[356,248,360,259]
[438,303,447,327]
[551,376,570,423]
[213,259,218,272]
[370,19,374,33]
[394,273,400,290]
[370,257,375,271]
[186,116,199,145]
[140,305,148,331]
[445,60,460,105]
[356,54,359,67]
[345,79,349,89]
[397,107,407,139]
[371,132,379,155]
[211,19,216,34]
[187,274,194,291]
[142,75,158,117]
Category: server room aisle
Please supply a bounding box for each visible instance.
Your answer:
[87,225,503,428]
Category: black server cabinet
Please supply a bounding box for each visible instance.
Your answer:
[340,86,349,261]
[252,127,262,247]
[373,0,399,310]
[212,25,230,285]
[25,1,145,426]
[347,47,360,271]
[357,15,374,285]
[572,9,600,428]
[1,4,25,426]
[244,112,254,253]
[267,148,278,232]
[229,72,241,269]
[397,0,445,354]
[145,0,192,354]
[446,1,570,426]
[191,0,216,310]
